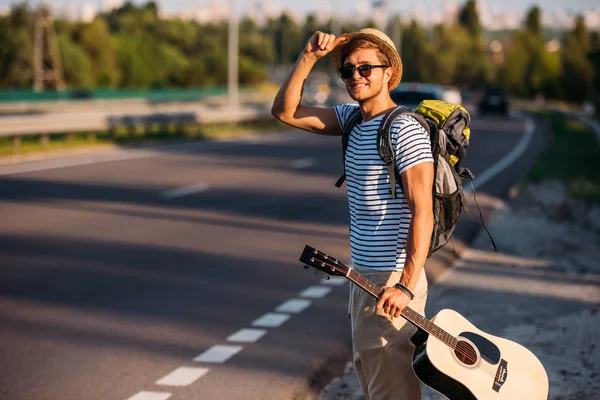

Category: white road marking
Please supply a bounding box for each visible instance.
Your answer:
[161,184,209,199]
[275,299,312,313]
[125,391,172,400]
[300,286,332,298]
[466,115,535,193]
[193,345,243,363]
[0,150,155,176]
[252,312,290,328]
[227,328,267,343]
[291,157,316,169]
[321,276,347,286]
[0,132,301,176]
[155,367,209,387]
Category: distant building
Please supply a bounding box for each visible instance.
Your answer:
[100,0,124,13]
[80,1,96,22]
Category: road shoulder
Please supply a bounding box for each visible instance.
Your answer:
[320,180,600,400]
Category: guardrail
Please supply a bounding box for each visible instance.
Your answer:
[0,103,274,150]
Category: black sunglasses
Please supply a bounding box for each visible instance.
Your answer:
[338,64,388,80]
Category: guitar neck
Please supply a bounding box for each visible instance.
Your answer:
[347,269,457,348]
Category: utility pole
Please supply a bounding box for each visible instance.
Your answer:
[228,0,239,109]
[33,6,66,92]
[391,14,402,56]
[331,0,341,36]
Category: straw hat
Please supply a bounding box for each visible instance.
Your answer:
[331,28,403,91]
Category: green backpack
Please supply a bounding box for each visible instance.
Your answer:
[335,99,496,256]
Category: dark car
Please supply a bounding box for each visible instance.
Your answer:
[390,82,445,110]
[478,86,509,115]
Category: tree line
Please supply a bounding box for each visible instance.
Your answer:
[0,1,598,107]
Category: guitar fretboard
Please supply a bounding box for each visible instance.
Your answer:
[347,269,457,348]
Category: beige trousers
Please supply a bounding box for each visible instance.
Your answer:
[349,268,428,400]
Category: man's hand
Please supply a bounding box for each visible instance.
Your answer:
[303,31,348,60]
[376,286,411,318]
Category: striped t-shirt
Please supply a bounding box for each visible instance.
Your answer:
[334,104,434,272]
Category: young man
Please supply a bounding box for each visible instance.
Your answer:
[271,29,434,400]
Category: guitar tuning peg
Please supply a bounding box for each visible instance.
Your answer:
[303,265,310,271]
[314,270,319,276]
[324,274,330,280]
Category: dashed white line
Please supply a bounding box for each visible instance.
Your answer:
[300,286,332,298]
[227,328,267,343]
[275,299,312,313]
[125,391,172,400]
[161,184,209,199]
[290,157,316,169]
[193,345,243,363]
[252,312,290,328]
[156,367,210,387]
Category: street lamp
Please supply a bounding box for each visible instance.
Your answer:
[228,0,239,109]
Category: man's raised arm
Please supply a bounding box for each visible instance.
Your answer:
[271,31,348,135]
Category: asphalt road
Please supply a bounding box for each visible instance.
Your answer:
[0,112,548,400]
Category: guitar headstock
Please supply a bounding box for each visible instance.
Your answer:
[299,245,349,277]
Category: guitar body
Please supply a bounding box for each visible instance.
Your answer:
[411,309,549,400]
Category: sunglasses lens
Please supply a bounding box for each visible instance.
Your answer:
[358,65,372,77]
[339,67,353,79]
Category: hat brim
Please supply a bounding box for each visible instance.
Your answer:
[331,32,403,91]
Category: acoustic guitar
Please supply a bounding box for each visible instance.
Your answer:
[299,245,549,400]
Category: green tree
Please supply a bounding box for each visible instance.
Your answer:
[0,4,34,87]
[500,6,561,98]
[57,34,94,88]
[240,17,275,65]
[401,20,436,82]
[458,0,480,37]
[561,15,594,103]
[524,6,542,37]
[73,19,119,87]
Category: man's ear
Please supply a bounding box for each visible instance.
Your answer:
[384,67,393,83]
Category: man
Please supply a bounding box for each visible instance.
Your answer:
[271,29,434,400]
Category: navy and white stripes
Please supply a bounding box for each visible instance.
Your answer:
[334,103,433,272]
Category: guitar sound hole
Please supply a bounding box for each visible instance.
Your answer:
[455,340,478,366]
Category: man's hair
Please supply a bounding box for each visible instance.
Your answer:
[340,39,390,67]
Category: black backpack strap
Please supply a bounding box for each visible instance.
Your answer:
[335,107,363,188]
[377,105,416,198]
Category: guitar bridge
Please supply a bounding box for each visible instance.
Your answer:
[493,359,508,392]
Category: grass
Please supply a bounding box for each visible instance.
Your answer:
[0,118,289,157]
[527,110,600,202]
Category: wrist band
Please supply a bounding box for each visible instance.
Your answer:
[394,283,415,300]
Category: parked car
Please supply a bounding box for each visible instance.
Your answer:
[442,85,463,104]
[478,86,509,115]
[390,82,444,110]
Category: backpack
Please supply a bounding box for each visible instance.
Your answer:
[335,99,497,257]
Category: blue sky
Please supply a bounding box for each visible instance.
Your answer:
[1,0,597,15]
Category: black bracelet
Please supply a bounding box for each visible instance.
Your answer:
[394,283,415,300]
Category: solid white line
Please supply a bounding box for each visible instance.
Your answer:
[161,184,209,199]
[252,312,290,328]
[125,392,172,400]
[275,299,312,314]
[155,367,209,386]
[465,115,535,193]
[291,157,316,169]
[299,286,332,298]
[320,276,347,286]
[193,345,243,363]
[227,328,267,343]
